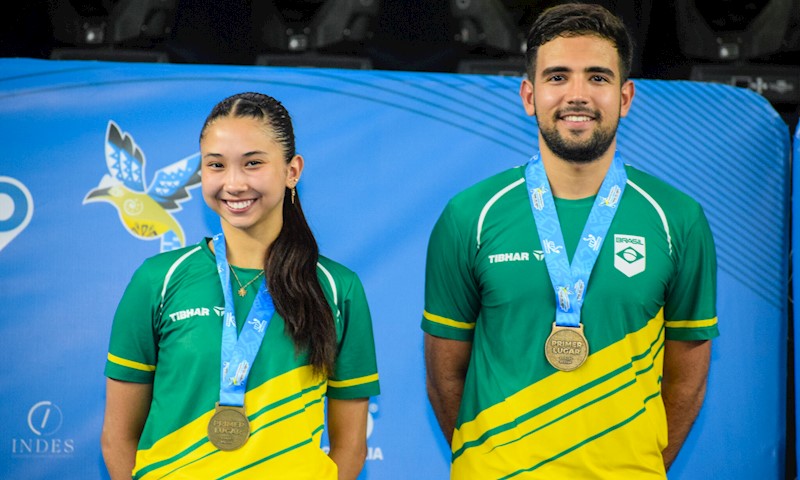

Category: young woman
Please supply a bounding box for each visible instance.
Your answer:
[101,92,380,480]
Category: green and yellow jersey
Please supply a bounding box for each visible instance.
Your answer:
[422,164,718,479]
[106,239,380,479]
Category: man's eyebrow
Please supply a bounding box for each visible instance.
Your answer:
[540,66,617,77]
[586,66,616,77]
[541,66,571,76]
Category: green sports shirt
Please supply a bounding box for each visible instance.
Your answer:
[106,239,380,479]
[422,164,718,479]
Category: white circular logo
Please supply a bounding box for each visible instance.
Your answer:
[0,192,14,221]
[123,198,144,216]
[366,403,379,439]
[27,401,63,437]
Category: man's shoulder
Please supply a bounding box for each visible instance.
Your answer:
[624,164,702,210]
[446,165,526,215]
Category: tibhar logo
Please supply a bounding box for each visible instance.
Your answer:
[0,176,34,253]
[12,401,75,456]
[83,121,201,253]
[614,234,646,277]
[169,307,211,322]
[488,252,530,264]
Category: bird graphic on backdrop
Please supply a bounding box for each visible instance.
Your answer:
[83,120,201,252]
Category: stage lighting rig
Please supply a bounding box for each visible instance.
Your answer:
[254,0,380,69]
[49,0,177,62]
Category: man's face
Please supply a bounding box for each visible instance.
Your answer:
[520,35,634,164]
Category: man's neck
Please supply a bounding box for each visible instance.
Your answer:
[540,149,616,200]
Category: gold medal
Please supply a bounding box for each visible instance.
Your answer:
[544,323,589,371]
[208,403,250,451]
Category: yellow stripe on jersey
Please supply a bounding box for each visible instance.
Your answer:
[134,366,335,480]
[108,353,156,372]
[665,317,717,329]
[451,310,668,478]
[423,310,476,330]
[328,373,379,389]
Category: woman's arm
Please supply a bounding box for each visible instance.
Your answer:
[101,378,153,480]
[327,397,369,480]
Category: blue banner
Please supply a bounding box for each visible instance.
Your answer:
[0,58,790,479]
[794,119,800,475]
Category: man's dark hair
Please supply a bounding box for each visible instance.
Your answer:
[525,3,634,82]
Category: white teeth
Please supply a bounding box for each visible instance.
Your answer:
[227,200,253,210]
[564,115,591,122]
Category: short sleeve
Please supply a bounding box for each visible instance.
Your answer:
[421,203,480,341]
[327,273,380,400]
[104,262,160,383]
[664,205,720,341]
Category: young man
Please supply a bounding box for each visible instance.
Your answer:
[422,3,718,478]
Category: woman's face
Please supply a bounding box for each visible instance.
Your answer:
[200,116,301,237]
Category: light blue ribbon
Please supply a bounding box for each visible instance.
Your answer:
[212,234,274,407]
[524,153,627,327]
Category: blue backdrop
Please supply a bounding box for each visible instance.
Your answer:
[794,119,800,476]
[0,58,791,479]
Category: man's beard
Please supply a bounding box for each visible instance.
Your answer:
[538,110,618,164]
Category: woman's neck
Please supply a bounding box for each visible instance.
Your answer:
[219,223,280,269]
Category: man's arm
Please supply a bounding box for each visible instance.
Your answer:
[661,339,711,470]
[101,378,152,480]
[327,397,369,480]
[424,333,472,445]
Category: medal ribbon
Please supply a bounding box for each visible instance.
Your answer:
[212,233,274,407]
[524,152,627,327]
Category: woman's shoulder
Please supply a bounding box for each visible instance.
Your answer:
[316,255,358,280]
[137,239,209,274]
[316,255,364,294]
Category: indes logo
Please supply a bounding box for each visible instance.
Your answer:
[614,234,646,277]
[83,121,201,252]
[0,176,33,253]
[11,401,75,456]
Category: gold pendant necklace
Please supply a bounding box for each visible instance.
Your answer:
[229,266,264,297]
